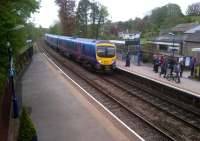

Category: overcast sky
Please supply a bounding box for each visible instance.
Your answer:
[31,0,200,28]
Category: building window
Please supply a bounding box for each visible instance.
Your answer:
[159,45,168,52]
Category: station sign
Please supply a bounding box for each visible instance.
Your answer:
[125,39,140,46]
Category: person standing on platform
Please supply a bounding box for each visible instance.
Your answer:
[153,54,157,71]
[155,56,159,73]
[163,58,168,78]
[169,58,175,75]
[159,56,164,67]
[125,52,131,67]
[175,62,181,83]
[160,56,167,78]
[190,57,196,77]
[180,60,185,77]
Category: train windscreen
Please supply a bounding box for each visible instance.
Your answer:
[97,46,115,58]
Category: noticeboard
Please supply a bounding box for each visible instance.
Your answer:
[185,56,191,67]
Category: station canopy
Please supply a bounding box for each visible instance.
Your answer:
[168,47,179,50]
[192,48,200,52]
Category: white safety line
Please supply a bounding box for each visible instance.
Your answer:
[117,66,200,98]
[42,53,145,141]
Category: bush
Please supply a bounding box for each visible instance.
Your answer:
[18,107,37,141]
[142,53,151,63]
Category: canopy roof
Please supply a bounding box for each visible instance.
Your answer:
[192,48,200,52]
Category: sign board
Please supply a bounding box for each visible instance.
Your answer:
[185,57,191,67]
[125,39,140,46]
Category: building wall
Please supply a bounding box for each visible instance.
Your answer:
[184,42,200,56]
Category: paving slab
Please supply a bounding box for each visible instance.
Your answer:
[22,53,131,141]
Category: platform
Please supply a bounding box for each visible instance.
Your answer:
[21,52,131,141]
[116,59,200,96]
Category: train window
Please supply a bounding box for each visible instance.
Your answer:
[97,46,115,58]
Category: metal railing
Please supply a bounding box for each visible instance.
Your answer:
[0,46,33,141]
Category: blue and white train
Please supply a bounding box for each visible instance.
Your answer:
[45,34,116,71]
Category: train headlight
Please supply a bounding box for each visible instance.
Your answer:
[98,60,102,63]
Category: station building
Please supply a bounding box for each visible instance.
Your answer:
[150,23,200,57]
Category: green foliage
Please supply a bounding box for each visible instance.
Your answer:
[48,22,62,35]
[55,0,76,36]
[186,2,200,16]
[18,107,37,141]
[0,0,39,95]
[189,16,200,23]
[142,53,150,63]
[55,0,109,38]
[111,3,196,40]
[98,34,118,40]
[149,3,183,30]
[25,23,47,42]
[75,0,90,36]
[56,1,200,41]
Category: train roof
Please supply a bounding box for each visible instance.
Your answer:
[45,34,113,46]
[45,34,60,38]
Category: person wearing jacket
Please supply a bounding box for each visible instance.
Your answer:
[125,52,131,67]
[160,57,168,78]
[190,57,196,77]
[175,62,181,83]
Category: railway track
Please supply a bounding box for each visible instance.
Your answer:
[38,40,200,141]
[105,74,200,129]
[100,75,200,140]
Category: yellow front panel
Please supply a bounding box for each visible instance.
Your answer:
[96,43,116,65]
[96,56,116,65]
[96,43,115,47]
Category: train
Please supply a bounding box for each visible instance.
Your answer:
[44,34,117,71]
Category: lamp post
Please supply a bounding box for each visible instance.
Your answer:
[169,32,175,57]
[137,37,141,66]
[7,24,24,119]
[136,33,141,66]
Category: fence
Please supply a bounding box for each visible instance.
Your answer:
[0,46,33,141]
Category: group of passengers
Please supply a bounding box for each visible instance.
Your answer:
[153,55,184,83]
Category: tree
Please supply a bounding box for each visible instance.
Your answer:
[186,2,200,16]
[166,3,183,17]
[48,22,62,35]
[89,1,108,38]
[55,0,76,36]
[0,0,39,94]
[150,3,183,27]
[75,0,90,37]
[96,5,109,38]
[90,1,99,38]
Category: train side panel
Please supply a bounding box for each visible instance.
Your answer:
[45,34,58,50]
[58,38,75,57]
[45,34,116,71]
[81,43,96,65]
[58,38,97,66]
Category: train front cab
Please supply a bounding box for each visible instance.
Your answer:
[95,43,116,71]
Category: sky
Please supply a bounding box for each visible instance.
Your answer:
[31,0,200,28]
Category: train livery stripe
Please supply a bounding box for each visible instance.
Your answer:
[96,43,115,47]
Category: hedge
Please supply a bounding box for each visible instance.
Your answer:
[18,107,37,141]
